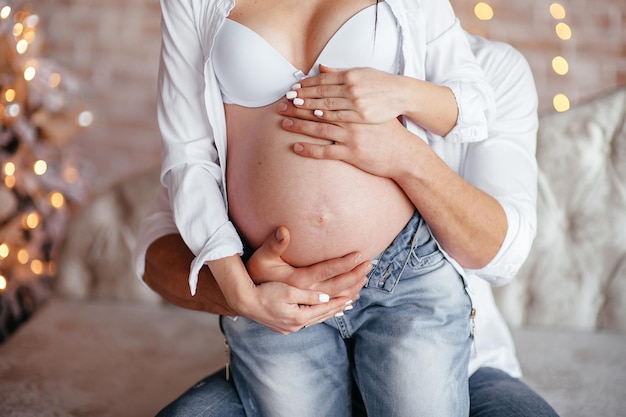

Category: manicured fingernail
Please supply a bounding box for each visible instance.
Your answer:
[319,293,330,303]
[291,83,302,90]
[335,312,344,317]
[286,91,297,99]
[314,109,324,117]
[293,98,304,106]
[277,102,288,112]
[344,304,354,311]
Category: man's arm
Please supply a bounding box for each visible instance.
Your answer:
[144,234,236,315]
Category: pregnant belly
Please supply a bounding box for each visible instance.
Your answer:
[225,102,414,266]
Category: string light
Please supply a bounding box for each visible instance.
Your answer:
[474,2,493,20]
[17,249,30,264]
[552,56,569,75]
[549,2,572,112]
[0,275,7,292]
[49,191,65,208]
[0,6,11,20]
[3,161,16,176]
[30,259,44,275]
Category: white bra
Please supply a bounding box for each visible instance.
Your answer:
[212,2,401,108]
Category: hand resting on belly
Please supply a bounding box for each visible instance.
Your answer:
[225,99,414,266]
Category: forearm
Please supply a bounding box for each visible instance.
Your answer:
[143,234,236,316]
[393,135,507,269]
[400,77,458,137]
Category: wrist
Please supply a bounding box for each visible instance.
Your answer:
[207,255,257,315]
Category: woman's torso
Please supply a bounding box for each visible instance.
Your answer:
[218,0,414,266]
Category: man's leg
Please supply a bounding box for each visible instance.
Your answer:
[469,367,560,417]
[156,369,246,417]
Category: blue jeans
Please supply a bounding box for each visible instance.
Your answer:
[156,367,560,417]
[221,212,473,417]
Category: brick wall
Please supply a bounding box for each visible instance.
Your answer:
[35,0,625,192]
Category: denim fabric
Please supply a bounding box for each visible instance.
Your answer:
[156,367,560,417]
[221,211,473,417]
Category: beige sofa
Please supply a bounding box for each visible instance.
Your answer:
[1,87,625,417]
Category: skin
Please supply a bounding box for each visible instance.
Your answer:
[146,0,507,334]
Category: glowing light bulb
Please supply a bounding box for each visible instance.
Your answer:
[0,6,12,19]
[17,249,29,264]
[77,110,94,127]
[552,56,569,75]
[553,93,570,112]
[16,39,28,54]
[31,259,43,275]
[49,191,65,208]
[474,2,494,20]
[33,159,47,175]
[555,22,572,40]
[3,161,16,175]
[4,88,15,102]
[24,66,36,81]
[0,243,9,259]
[550,3,566,19]
[24,211,40,229]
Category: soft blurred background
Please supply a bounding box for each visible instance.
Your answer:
[0,0,624,338]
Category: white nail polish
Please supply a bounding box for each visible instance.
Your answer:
[293,98,304,106]
[291,83,302,90]
[319,293,330,303]
[344,305,354,311]
[286,91,297,99]
[314,109,324,117]
[335,312,344,317]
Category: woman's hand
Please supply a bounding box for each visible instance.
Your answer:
[216,227,370,335]
[278,100,419,180]
[287,64,410,124]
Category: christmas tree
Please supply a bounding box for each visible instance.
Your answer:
[0,1,92,342]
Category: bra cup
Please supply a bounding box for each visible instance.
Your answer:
[213,3,401,108]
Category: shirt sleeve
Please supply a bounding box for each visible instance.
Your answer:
[423,0,496,143]
[462,38,539,286]
[158,0,242,295]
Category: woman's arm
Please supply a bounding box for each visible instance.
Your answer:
[142,230,370,333]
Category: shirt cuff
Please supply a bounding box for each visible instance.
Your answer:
[465,201,535,286]
[442,81,490,143]
[188,220,243,296]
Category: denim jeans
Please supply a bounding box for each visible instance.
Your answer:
[156,367,560,417]
[221,211,473,417]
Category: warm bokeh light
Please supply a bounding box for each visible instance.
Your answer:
[50,191,65,208]
[4,161,16,176]
[77,110,94,127]
[17,249,29,264]
[24,211,40,229]
[34,159,47,175]
[30,259,44,275]
[4,175,16,188]
[474,2,494,20]
[552,56,569,75]
[0,243,9,259]
[16,38,28,54]
[24,66,36,81]
[556,22,572,40]
[0,275,7,291]
[48,73,61,88]
[4,88,15,102]
[550,3,566,19]
[553,93,571,112]
[0,6,11,19]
